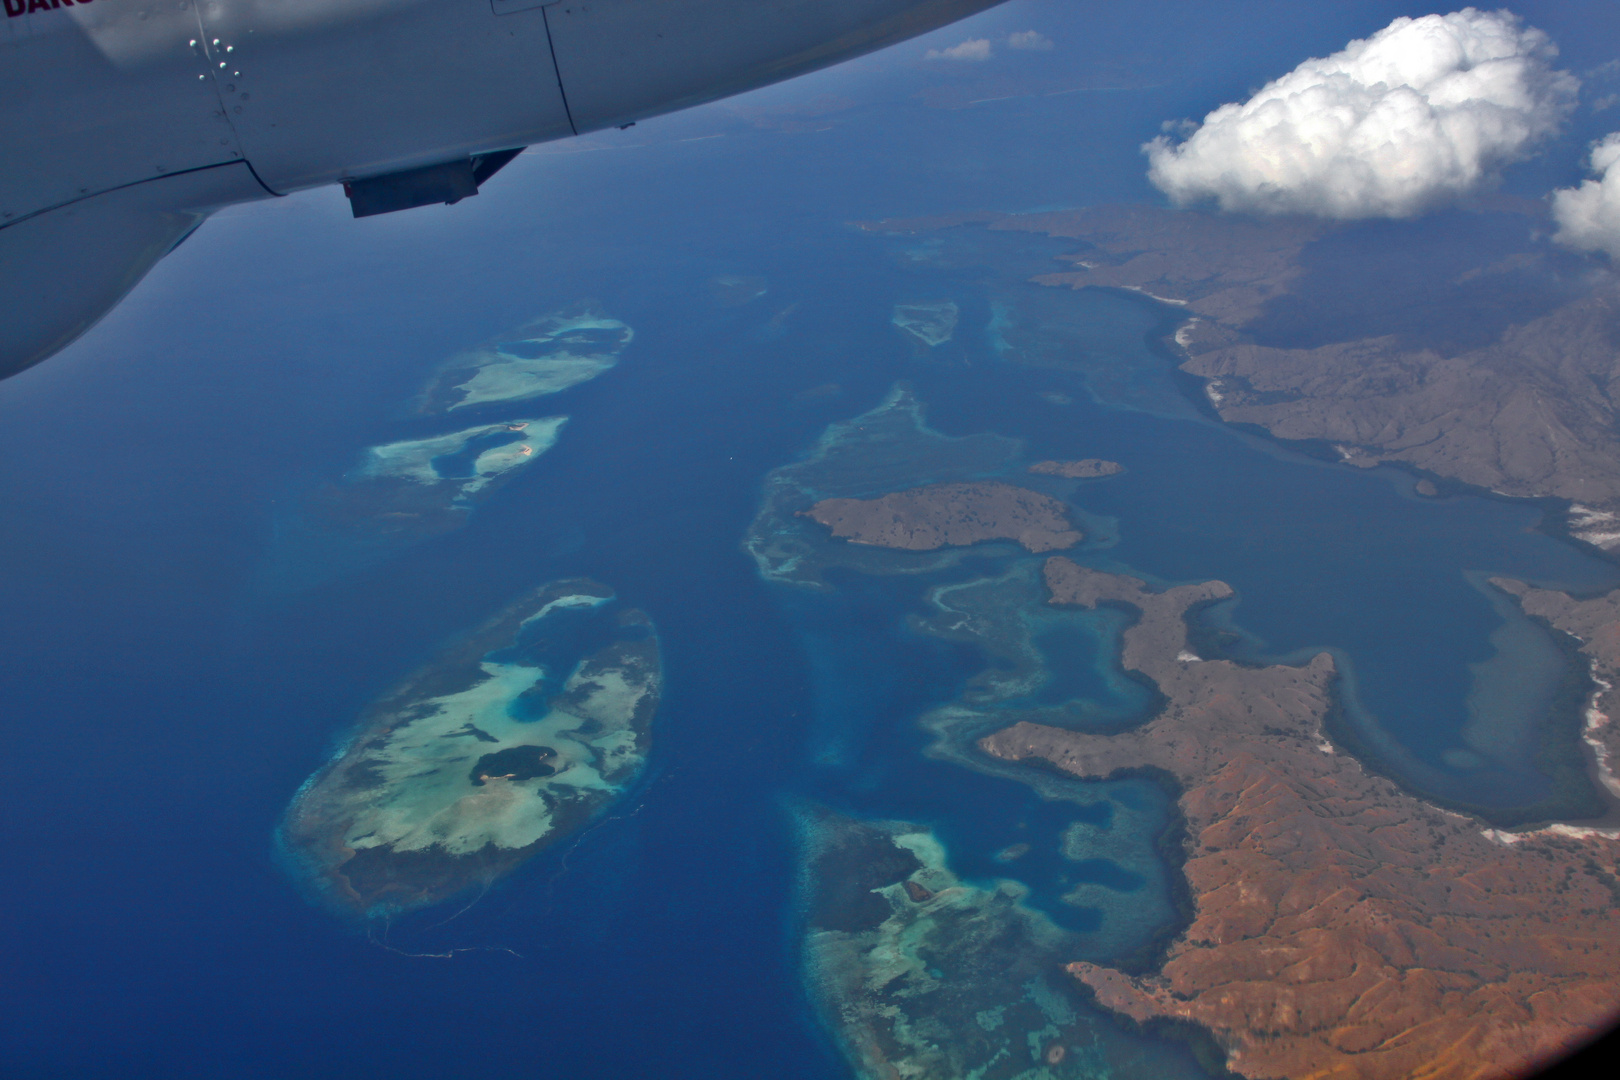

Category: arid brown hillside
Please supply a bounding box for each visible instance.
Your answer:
[981,559,1620,1080]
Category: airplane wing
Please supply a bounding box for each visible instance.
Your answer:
[0,0,1003,381]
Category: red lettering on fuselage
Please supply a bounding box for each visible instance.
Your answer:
[7,0,94,15]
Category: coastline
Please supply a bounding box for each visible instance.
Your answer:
[980,561,1620,1080]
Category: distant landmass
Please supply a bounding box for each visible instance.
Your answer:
[868,204,1620,551]
[281,580,660,915]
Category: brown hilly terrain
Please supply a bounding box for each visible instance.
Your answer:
[980,558,1620,1080]
[803,481,1080,553]
[1174,293,1620,515]
[865,205,1620,539]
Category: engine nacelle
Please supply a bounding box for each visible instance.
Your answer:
[0,0,1002,379]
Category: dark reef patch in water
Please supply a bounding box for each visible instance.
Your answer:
[799,808,1222,1080]
[803,821,925,933]
[469,744,557,785]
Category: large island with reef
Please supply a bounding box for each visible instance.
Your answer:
[281,579,660,916]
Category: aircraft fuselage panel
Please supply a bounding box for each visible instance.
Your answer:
[0,0,1004,380]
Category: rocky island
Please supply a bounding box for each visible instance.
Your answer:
[281,579,660,915]
[1029,459,1124,479]
[804,481,1081,553]
[981,558,1620,1080]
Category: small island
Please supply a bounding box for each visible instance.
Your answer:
[418,306,633,414]
[708,274,768,306]
[281,579,661,916]
[892,301,959,347]
[312,418,564,536]
[1029,459,1124,479]
[980,559,1620,1080]
[356,418,563,497]
[803,481,1081,553]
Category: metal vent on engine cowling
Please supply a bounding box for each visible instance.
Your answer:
[342,149,523,219]
[343,160,478,218]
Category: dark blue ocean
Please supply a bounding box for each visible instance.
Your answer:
[7,3,1620,1077]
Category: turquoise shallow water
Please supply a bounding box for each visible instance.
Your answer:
[783,568,1178,947]
[6,3,1620,1076]
[907,276,1620,807]
[7,158,1620,1080]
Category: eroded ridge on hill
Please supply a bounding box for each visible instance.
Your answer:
[981,558,1620,1080]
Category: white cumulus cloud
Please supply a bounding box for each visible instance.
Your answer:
[1007,30,1054,52]
[1552,133,1620,258]
[1145,8,1579,219]
[925,38,992,62]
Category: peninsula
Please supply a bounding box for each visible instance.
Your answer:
[804,481,1080,553]
[981,559,1620,1080]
